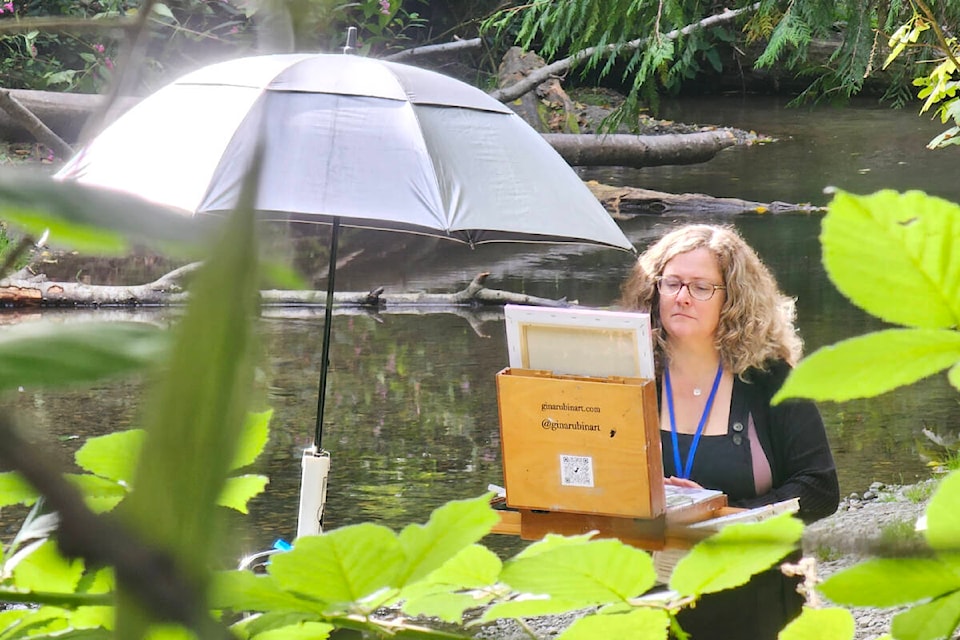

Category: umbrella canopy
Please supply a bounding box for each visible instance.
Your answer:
[57,53,633,251]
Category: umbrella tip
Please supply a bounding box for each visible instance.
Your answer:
[342,26,358,55]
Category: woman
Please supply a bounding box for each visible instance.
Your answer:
[618,224,839,639]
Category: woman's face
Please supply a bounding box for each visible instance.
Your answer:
[658,247,725,344]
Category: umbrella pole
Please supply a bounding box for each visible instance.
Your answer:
[314,217,340,448]
[297,217,340,539]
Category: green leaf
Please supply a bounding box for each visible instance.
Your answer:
[822,190,960,328]
[779,607,855,640]
[403,592,487,624]
[218,474,269,513]
[0,471,38,507]
[774,330,960,403]
[75,430,144,483]
[950,362,960,391]
[501,538,656,606]
[670,513,802,596]
[253,621,334,640]
[231,410,272,471]
[422,544,502,588]
[558,608,670,640]
[818,558,960,607]
[210,570,324,614]
[150,2,176,19]
[268,523,404,606]
[65,473,128,512]
[396,494,499,586]
[890,590,960,640]
[12,539,84,592]
[513,532,598,560]
[0,176,202,256]
[924,470,960,556]
[0,321,167,391]
[479,597,587,623]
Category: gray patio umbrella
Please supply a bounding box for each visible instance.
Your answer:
[55,52,634,536]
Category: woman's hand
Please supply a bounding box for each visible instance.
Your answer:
[664,475,704,489]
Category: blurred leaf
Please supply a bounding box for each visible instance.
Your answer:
[261,260,308,290]
[230,410,272,471]
[890,590,960,640]
[269,523,404,606]
[75,430,144,483]
[117,174,260,633]
[822,190,960,328]
[65,473,128,513]
[670,513,802,596]
[12,539,84,592]
[0,471,39,507]
[818,558,960,607]
[254,621,334,640]
[0,321,167,391]
[925,470,960,557]
[779,607,855,640]
[775,329,960,403]
[558,608,669,639]
[396,494,498,586]
[512,532,597,560]
[217,474,269,513]
[210,571,323,614]
[422,544,502,589]
[0,176,204,256]
[501,538,655,607]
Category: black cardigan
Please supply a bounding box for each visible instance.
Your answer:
[727,359,840,523]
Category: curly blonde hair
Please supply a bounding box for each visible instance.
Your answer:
[616,224,802,375]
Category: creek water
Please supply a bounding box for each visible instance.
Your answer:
[5,96,959,559]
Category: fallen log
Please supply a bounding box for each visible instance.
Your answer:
[585,181,824,217]
[0,89,737,167]
[545,131,736,168]
[0,270,571,309]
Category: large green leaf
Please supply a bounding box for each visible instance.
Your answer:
[890,590,960,640]
[558,608,670,640]
[822,189,960,328]
[774,329,960,403]
[253,620,334,640]
[0,471,39,507]
[512,532,598,560]
[500,538,656,606]
[669,513,802,596]
[396,495,499,586]
[421,544,502,589]
[818,558,960,607]
[209,571,325,614]
[779,607,855,640]
[0,321,167,391]
[924,470,960,556]
[268,523,404,607]
[402,592,489,624]
[74,430,144,483]
[0,176,204,255]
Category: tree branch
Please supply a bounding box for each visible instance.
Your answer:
[490,4,761,103]
[384,37,482,62]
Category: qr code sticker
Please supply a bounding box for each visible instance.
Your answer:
[560,454,594,488]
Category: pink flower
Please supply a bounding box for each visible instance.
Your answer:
[104,57,114,70]
[92,43,105,54]
[3,2,13,13]
[378,0,389,15]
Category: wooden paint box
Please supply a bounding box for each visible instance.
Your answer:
[495,367,665,519]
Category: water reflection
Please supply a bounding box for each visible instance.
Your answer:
[3,97,959,556]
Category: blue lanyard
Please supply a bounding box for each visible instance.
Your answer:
[665,362,724,479]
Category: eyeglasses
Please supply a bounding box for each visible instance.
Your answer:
[656,276,726,301]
